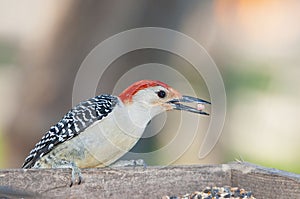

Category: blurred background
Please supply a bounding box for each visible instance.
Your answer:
[0,0,299,173]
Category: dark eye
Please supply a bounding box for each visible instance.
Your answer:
[157,90,166,98]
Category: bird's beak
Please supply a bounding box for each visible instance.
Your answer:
[168,95,211,115]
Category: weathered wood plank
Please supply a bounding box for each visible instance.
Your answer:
[0,162,299,198]
[230,162,300,199]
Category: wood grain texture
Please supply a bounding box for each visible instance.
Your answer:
[0,162,299,198]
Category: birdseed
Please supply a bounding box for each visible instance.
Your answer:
[162,186,256,199]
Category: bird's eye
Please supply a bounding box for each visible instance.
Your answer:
[157,90,166,98]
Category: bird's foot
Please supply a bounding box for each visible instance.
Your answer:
[69,163,82,187]
[53,161,82,187]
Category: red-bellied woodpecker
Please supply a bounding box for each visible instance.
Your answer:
[22,80,210,186]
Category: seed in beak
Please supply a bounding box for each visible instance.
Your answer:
[197,103,206,111]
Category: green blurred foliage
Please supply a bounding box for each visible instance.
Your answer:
[0,39,18,66]
[0,129,7,168]
[224,64,272,100]
[225,149,300,174]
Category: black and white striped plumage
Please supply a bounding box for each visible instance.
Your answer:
[22,94,118,169]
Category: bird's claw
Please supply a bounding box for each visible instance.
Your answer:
[70,164,82,187]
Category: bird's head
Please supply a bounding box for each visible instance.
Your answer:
[119,80,210,115]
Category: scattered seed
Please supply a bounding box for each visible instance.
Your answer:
[162,186,256,199]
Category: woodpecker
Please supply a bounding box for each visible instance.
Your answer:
[22,80,210,186]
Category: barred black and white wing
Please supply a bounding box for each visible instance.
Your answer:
[22,94,118,169]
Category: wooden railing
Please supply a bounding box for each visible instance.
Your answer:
[0,162,299,198]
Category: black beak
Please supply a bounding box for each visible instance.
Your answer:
[168,95,211,115]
